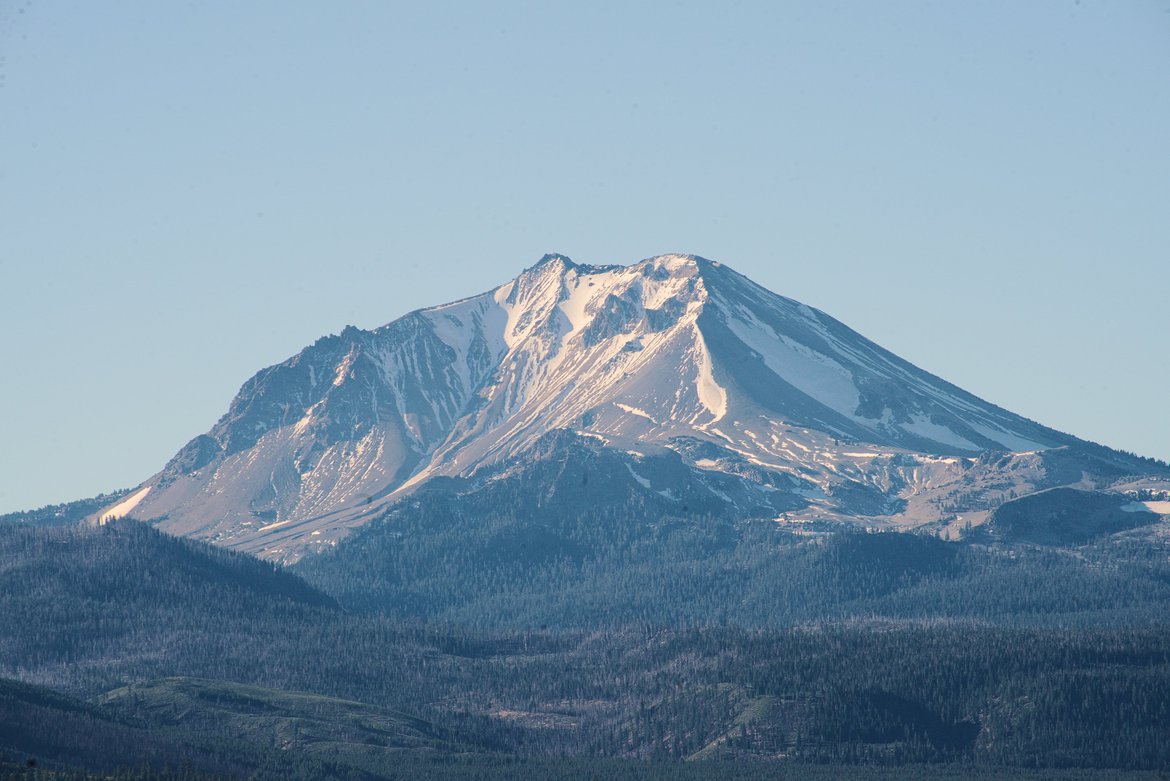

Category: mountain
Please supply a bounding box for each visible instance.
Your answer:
[95,253,1169,560]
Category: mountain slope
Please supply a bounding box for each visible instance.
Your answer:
[0,676,200,775]
[0,671,501,779]
[0,520,339,696]
[96,253,1168,559]
[293,447,1170,629]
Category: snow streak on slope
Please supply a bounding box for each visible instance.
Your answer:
[98,486,151,524]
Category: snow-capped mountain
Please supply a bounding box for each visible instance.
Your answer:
[98,254,1167,560]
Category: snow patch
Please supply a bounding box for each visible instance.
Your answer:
[965,421,1049,453]
[333,348,356,386]
[558,272,594,335]
[901,415,979,452]
[624,463,652,489]
[99,486,152,523]
[694,336,727,422]
[614,402,656,423]
[1123,500,1170,515]
[722,307,860,420]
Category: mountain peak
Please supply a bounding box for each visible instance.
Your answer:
[640,252,712,267]
[528,252,576,271]
[634,253,704,279]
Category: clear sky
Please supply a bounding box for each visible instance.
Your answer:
[1,1,1167,513]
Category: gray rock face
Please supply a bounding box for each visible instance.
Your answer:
[97,253,1168,560]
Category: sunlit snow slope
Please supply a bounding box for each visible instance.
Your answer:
[98,254,1165,559]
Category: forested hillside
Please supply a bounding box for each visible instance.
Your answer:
[3,519,1170,777]
[293,483,1170,629]
[0,490,130,527]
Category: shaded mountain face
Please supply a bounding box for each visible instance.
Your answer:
[98,253,1168,560]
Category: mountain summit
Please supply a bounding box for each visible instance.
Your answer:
[99,254,1166,559]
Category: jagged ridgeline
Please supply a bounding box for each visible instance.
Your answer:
[91,253,1167,561]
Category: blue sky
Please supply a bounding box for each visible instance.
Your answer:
[1,1,1168,512]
